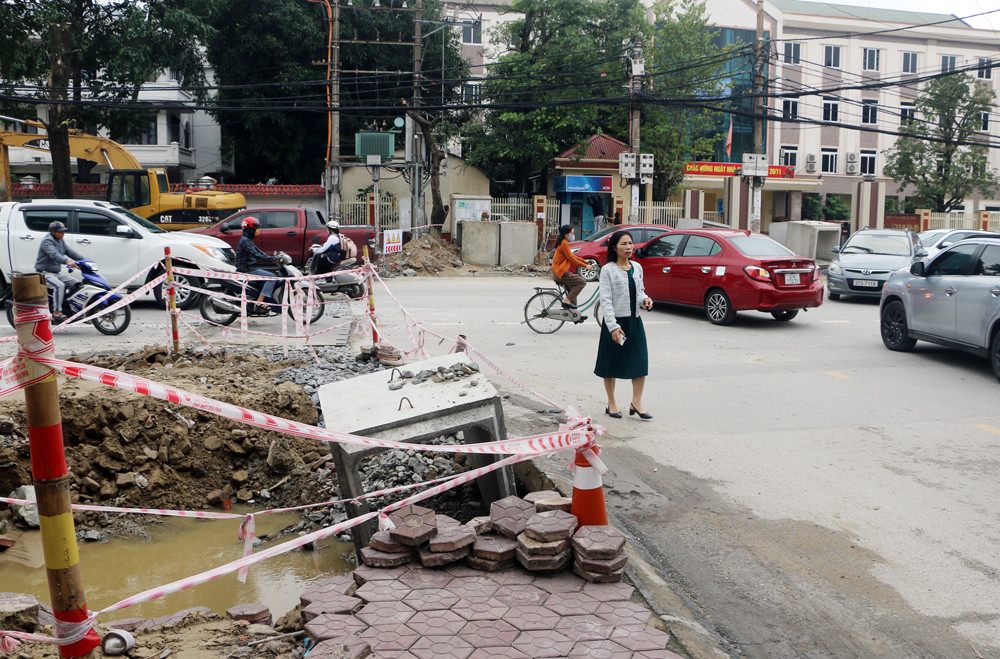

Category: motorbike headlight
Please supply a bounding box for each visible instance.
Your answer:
[193,244,229,262]
[828,263,842,275]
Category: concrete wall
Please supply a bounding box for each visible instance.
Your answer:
[460,221,500,266]
[499,222,538,265]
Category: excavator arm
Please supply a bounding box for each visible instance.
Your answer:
[1,118,142,170]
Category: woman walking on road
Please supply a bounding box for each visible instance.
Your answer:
[595,231,653,420]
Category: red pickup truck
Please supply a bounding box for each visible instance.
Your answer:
[185,208,378,266]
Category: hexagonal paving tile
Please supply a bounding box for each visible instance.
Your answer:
[523,489,560,504]
[581,579,634,601]
[490,496,536,539]
[576,551,628,573]
[543,590,602,616]
[355,600,417,626]
[443,563,482,578]
[446,575,501,599]
[357,622,420,653]
[452,596,510,621]
[467,555,514,573]
[559,616,616,642]
[457,619,520,648]
[485,569,536,586]
[306,635,371,659]
[302,593,362,620]
[360,545,413,568]
[634,650,686,658]
[492,584,549,607]
[465,516,493,534]
[352,563,411,586]
[355,579,412,603]
[571,525,626,560]
[402,587,461,611]
[419,545,471,567]
[512,629,576,657]
[388,504,439,546]
[500,604,562,632]
[516,547,572,572]
[570,639,635,658]
[225,603,270,623]
[300,575,356,605]
[467,648,529,659]
[517,532,570,556]
[397,568,455,590]
[524,510,578,543]
[574,564,625,584]
[435,514,462,529]
[408,635,474,659]
[472,534,518,561]
[370,530,411,554]
[428,525,476,552]
[534,497,573,513]
[532,570,587,593]
[405,609,468,636]
[610,624,672,652]
[595,600,653,626]
[304,613,367,641]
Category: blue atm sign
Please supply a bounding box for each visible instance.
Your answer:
[554,176,613,193]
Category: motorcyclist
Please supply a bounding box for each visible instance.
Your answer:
[309,220,345,275]
[35,220,84,321]
[234,217,280,308]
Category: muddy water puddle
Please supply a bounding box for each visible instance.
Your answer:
[0,510,355,620]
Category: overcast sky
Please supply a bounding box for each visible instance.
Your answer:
[818,0,999,31]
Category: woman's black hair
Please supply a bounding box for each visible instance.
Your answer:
[554,224,573,248]
[606,230,630,264]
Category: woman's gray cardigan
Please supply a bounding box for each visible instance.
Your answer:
[598,260,650,332]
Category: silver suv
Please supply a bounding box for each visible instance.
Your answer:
[827,228,925,300]
[880,236,1000,380]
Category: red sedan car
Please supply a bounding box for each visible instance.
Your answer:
[570,224,672,282]
[635,229,823,325]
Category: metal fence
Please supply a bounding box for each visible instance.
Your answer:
[634,201,683,227]
[340,199,399,235]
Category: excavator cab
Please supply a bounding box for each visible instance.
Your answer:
[107,170,153,209]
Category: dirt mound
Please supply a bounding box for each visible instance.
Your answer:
[378,233,463,277]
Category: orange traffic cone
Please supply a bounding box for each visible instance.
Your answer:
[570,446,608,527]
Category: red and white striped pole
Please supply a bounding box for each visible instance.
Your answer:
[363,246,379,345]
[163,247,180,354]
[12,274,101,658]
[570,445,609,528]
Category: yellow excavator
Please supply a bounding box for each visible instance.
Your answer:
[0,117,245,230]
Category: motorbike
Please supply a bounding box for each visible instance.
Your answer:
[4,259,131,335]
[199,251,325,327]
[304,254,367,300]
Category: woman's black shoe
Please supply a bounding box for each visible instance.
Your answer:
[561,302,578,309]
[629,404,653,420]
[605,407,622,419]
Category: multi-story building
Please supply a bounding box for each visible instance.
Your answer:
[703,0,1000,224]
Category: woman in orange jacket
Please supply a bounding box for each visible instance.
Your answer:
[551,225,595,308]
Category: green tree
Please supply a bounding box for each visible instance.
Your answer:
[802,193,822,220]
[0,0,213,197]
[823,194,850,223]
[644,0,730,198]
[462,0,647,193]
[883,73,999,213]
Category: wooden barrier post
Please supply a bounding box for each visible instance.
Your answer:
[163,247,180,354]
[363,246,379,345]
[12,273,100,658]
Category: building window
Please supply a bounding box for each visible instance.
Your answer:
[979,58,993,80]
[779,146,798,168]
[981,111,990,132]
[784,43,801,64]
[822,97,839,123]
[860,150,876,175]
[862,48,880,72]
[902,52,918,74]
[824,45,841,68]
[862,100,878,125]
[137,121,157,145]
[462,22,482,45]
[941,55,956,73]
[462,82,482,104]
[782,100,798,119]
[821,148,838,174]
[900,101,915,124]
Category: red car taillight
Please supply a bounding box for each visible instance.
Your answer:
[744,265,772,282]
[811,264,821,281]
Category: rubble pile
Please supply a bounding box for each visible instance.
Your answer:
[377,233,463,277]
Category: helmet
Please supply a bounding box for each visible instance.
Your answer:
[241,216,260,230]
[49,221,67,232]
[326,220,340,230]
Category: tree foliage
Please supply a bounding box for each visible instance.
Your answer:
[461,0,647,194]
[644,0,730,198]
[883,73,999,213]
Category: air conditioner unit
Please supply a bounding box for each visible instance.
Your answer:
[846,152,859,163]
[805,162,817,173]
[805,153,817,163]
[847,163,860,174]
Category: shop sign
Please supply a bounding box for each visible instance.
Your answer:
[684,162,794,178]
[553,176,614,192]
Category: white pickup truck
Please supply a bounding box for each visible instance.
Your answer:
[0,200,235,309]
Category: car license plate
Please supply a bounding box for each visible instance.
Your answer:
[784,273,800,285]
[853,279,879,287]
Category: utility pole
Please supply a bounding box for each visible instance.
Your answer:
[411,0,423,232]
[331,0,341,222]
[749,0,767,232]
[628,36,643,223]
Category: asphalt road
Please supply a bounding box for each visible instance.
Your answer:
[3,274,998,657]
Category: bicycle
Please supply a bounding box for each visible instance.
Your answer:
[523,282,603,334]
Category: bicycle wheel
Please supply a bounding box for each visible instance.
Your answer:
[524,291,565,334]
[593,301,603,326]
